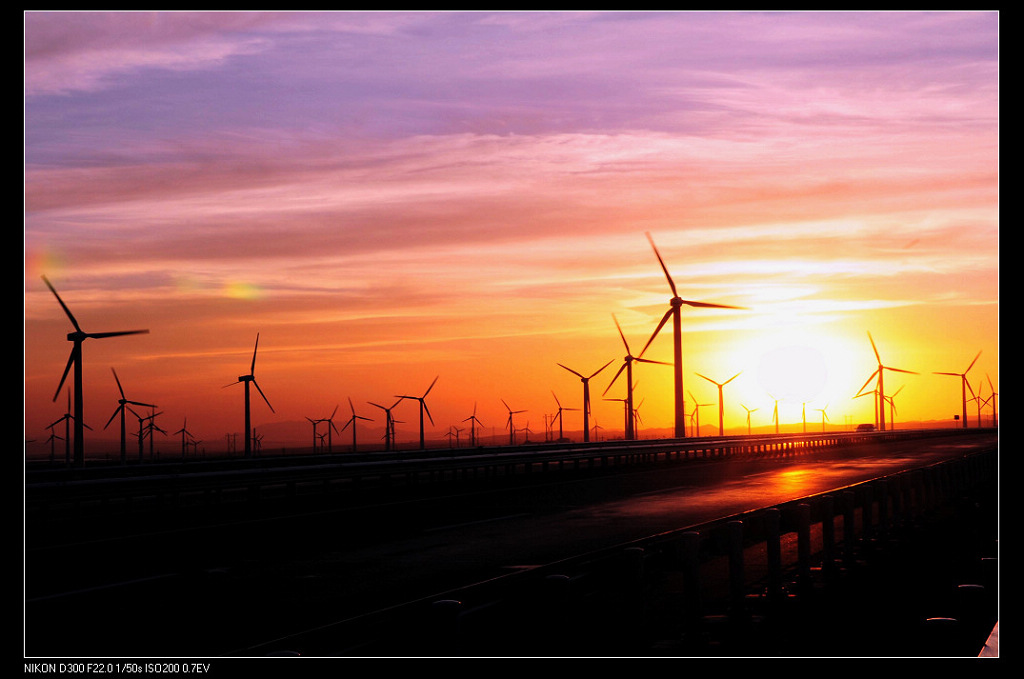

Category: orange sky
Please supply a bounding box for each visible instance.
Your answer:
[24,12,999,457]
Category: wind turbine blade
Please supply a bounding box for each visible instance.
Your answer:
[966,350,982,373]
[104,406,122,430]
[965,380,976,399]
[603,363,627,396]
[112,368,126,399]
[501,399,512,412]
[53,351,75,402]
[612,314,631,354]
[557,363,584,379]
[856,368,880,396]
[724,372,742,385]
[423,402,434,426]
[41,275,82,332]
[588,359,615,379]
[680,299,745,310]
[868,332,880,364]
[639,308,673,357]
[126,400,156,408]
[886,367,919,375]
[251,333,260,374]
[424,375,439,398]
[933,371,960,377]
[635,357,672,366]
[696,372,716,385]
[253,380,275,413]
[88,329,149,339]
[645,232,677,298]
[330,405,339,419]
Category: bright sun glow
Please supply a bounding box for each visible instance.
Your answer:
[757,344,828,403]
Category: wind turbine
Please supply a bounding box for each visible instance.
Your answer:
[815,404,830,433]
[603,397,630,438]
[41,275,150,467]
[550,391,579,442]
[305,416,321,453]
[605,314,670,440]
[44,424,63,463]
[47,390,92,467]
[687,390,713,437]
[501,399,527,446]
[970,381,988,428]
[856,332,918,432]
[933,350,981,429]
[883,386,904,430]
[397,376,438,450]
[741,404,759,435]
[340,398,373,453]
[224,334,274,457]
[769,393,781,434]
[462,402,484,447]
[639,233,745,438]
[986,374,998,428]
[319,406,342,454]
[144,409,167,461]
[558,359,613,443]
[172,417,195,460]
[369,399,402,451]
[104,368,157,464]
[696,371,741,436]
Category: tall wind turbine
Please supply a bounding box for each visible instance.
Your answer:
[605,314,670,441]
[933,351,981,429]
[104,368,157,464]
[558,359,613,443]
[41,275,150,467]
[225,333,274,457]
[696,371,741,436]
[741,404,759,435]
[501,399,527,446]
[857,332,918,432]
[462,402,484,447]
[318,406,342,454]
[305,416,321,453]
[340,398,373,453]
[397,375,438,450]
[639,233,745,438]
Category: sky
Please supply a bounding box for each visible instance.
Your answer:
[23,11,999,457]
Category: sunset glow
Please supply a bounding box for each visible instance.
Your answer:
[24,11,999,457]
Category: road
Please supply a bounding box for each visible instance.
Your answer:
[24,431,997,658]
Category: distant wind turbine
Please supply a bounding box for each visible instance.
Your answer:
[687,390,713,437]
[104,368,156,464]
[558,359,613,443]
[340,398,373,453]
[502,399,527,446]
[933,350,981,429]
[397,376,438,450]
[605,314,670,440]
[47,390,92,467]
[857,332,918,432]
[172,417,195,460]
[769,393,781,434]
[696,371,741,436]
[41,275,149,467]
[462,402,484,447]
[741,404,759,435]
[224,334,274,457]
[639,233,746,438]
[368,399,402,451]
[986,374,998,428]
[815,404,830,433]
[550,391,579,442]
[883,386,904,430]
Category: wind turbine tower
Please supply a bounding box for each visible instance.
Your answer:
[640,234,745,438]
[933,350,982,429]
[225,334,275,457]
[696,371,741,436]
[857,332,918,432]
[558,359,613,443]
[41,276,149,467]
[397,375,438,450]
